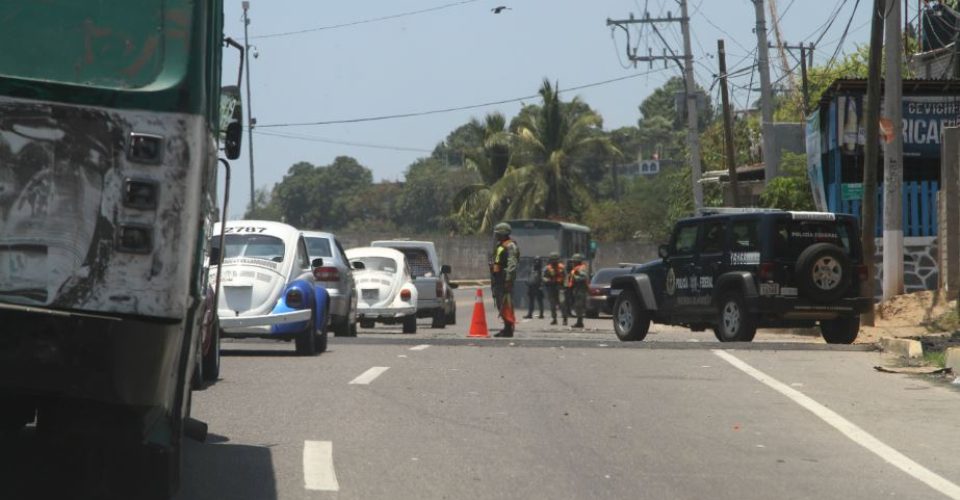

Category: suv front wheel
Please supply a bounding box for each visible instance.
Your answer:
[714,292,757,342]
[613,290,650,341]
[820,316,860,344]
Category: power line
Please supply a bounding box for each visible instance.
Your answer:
[254,130,433,153]
[258,66,678,128]
[821,0,862,70]
[251,0,480,40]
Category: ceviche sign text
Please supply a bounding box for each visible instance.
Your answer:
[837,95,960,159]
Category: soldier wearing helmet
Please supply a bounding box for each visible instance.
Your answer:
[567,252,590,328]
[490,222,520,337]
[541,251,567,325]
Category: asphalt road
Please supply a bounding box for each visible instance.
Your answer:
[6,288,960,499]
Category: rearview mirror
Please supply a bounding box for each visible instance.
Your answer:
[441,264,451,275]
[658,244,670,259]
[220,86,243,160]
[311,258,324,268]
[351,261,365,270]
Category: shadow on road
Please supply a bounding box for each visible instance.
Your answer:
[177,435,278,500]
[220,348,301,357]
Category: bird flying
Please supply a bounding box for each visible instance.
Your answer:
[492,6,511,14]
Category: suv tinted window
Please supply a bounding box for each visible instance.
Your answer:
[731,220,760,252]
[700,221,726,254]
[774,220,856,259]
[672,225,698,256]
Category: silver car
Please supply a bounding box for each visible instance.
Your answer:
[304,231,359,337]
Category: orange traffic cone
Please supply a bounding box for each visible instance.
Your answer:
[468,288,490,338]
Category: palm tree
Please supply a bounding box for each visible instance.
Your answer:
[470,79,621,230]
[452,112,515,231]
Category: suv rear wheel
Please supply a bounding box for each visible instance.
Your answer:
[613,290,650,341]
[796,243,852,303]
[820,316,860,344]
[713,292,757,342]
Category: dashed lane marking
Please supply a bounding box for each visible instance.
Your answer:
[410,344,431,351]
[713,349,960,500]
[303,440,340,491]
[349,366,390,385]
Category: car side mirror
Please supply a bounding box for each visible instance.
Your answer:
[441,264,451,275]
[224,122,242,160]
[351,261,365,270]
[220,86,243,160]
[311,257,324,268]
[658,244,670,259]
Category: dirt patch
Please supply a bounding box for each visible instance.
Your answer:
[857,290,956,344]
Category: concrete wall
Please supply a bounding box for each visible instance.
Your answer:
[334,231,658,280]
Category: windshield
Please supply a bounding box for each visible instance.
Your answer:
[223,234,285,262]
[0,1,186,89]
[305,237,333,258]
[511,228,561,258]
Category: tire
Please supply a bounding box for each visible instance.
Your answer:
[360,319,375,329]
[446,305,457,325]
[202,322,221,382]
[820,316,860,344]
[613,290,650,341]
[713,291,757,342]
[431,309,446,329]
[402,314,417,334]
[315,307,329,353]
[295,315,317,355]
[796,243,852,304]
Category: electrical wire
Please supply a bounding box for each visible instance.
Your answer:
[251,0,481,40]
[254,130,433,153]
[821,0,862,71]
[257,66,681,128]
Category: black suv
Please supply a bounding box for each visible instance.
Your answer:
[610,209,873,344]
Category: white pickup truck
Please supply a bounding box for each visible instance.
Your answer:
[370,240,457,328]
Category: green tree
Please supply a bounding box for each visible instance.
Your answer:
[758,152,815,211]
[270,156,374,229]
[397,158,479,233]
[244,186,283,220]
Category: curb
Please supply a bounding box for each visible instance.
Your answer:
[879,337,923,359]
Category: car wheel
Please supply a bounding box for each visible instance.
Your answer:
[820,316,860,344]
[295,315,317,356]
[613,290,650,341]
[713,292,757,342]
[360,319,375,329]
[202,321,221,382]
[431,309,446,329]
[796,243,852,303]
[402,314,417,334]
[315,307,330,353]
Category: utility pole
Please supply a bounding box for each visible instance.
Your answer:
[753,0,778,184]
[775,42,815,117]
[607,0,703,210]
[242,1,256,213]
[883,0,904,300]
[718,39,740,208]
[861,0,885,326]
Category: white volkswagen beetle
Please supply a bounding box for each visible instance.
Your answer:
[346,247,419,333]
[212,220,331,355]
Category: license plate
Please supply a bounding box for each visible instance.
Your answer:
[362,289,379,300]
[759,283,780,296]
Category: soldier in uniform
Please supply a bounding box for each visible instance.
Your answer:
[542,252,567,325]
[490,222,519,337]
[568,253,590,328]
[524,256,544,319]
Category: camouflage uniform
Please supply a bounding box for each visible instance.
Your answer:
[491,223,519,337]
[568,254,589,328]
[542,252,566,325]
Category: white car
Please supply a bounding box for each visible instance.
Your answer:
[212,220,331,355]
[346,247,419,333]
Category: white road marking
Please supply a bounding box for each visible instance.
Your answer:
[410,344,431,351]
[349,366,390,385]
[303,441,339,491]
[713,350,960,499]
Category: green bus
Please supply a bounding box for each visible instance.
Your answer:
[0,1,241,496]
[504,219,595,310]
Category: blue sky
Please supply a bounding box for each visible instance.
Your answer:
[221,0,878,215]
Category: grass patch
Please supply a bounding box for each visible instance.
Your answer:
[924,350,947,368]
[926,309,960,333]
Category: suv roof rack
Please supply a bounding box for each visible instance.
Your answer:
[695,207,784,216]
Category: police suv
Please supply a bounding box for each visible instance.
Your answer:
[610,208,873,344]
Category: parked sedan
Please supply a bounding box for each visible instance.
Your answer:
[212,220,330,355]
[346,247,419,333]
[304,231,359,337]
[586,267,634,318]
